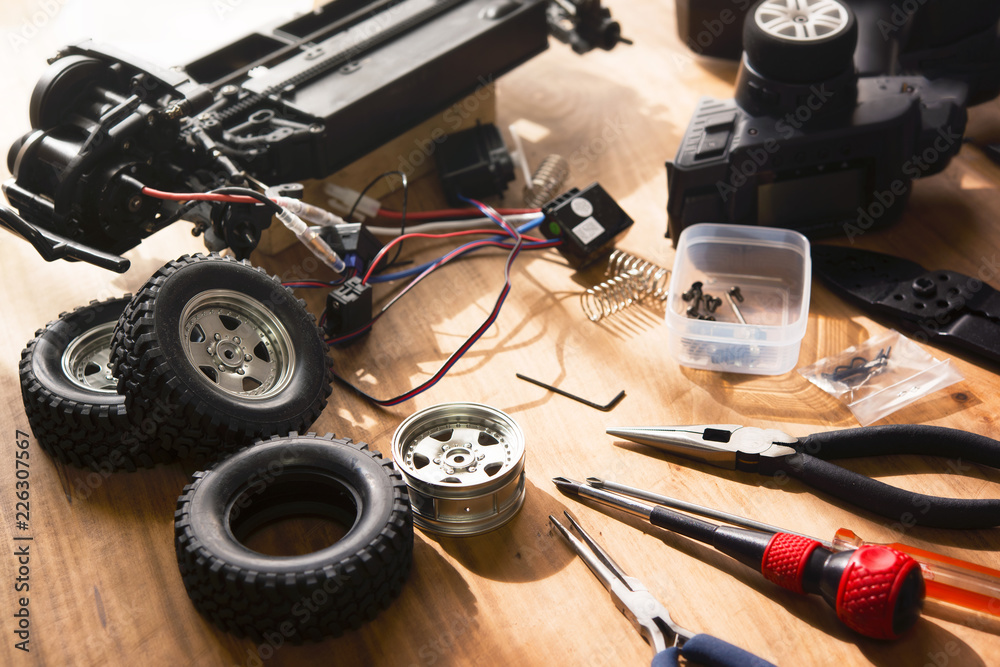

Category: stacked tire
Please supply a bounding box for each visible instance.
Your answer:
[110,253,334,460]
[20,254,334,468]
[18,254,413,640]
[19,296,173,471]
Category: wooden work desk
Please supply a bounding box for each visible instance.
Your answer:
[2,1,1000,665]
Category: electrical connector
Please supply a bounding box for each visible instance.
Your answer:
[273,196,345,227]
[276,208,346,273]
[324,277,373,346]
[540,182,634,268]
[318,223,383,275]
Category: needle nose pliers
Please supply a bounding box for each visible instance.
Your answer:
[607,424,1000,529]
[549,511,776,667]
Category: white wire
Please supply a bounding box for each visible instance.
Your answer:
[361,213,541,237]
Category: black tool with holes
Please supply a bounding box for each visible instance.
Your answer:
[812,245,1000,366]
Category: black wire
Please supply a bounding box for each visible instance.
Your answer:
[162,200,203,229]
[347,170,408,272]
[210,186,285,215]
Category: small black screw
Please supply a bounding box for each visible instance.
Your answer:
[704,295,722,313]
[728,286,744,302]
[682,281,704,302]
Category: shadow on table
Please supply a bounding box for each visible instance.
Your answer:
[563,488,991,666]
[859,620,990,667]
[429,478,575,583]
[204,537,482,667]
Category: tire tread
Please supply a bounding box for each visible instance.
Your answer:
[110,254,333,459]
[174,434,413,641]
[19,296,173,471]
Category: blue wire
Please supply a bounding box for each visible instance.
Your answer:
[368,215,547,283]
[519,216,545,233]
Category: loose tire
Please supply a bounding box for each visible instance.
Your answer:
[174,433,413,641]
[111,254,333,458]
[744,0,857,83]
[19,296,173,471]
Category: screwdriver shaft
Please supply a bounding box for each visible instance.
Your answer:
[554,476,925,639]
[553,477,655,520]
[587,477,1000,619]
[587,477,818,542]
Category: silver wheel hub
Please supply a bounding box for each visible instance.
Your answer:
[179,290,295,399]
[61,321,117,393]
[393,403,526,536]
[755,0,849,41]
[405,426,511,484]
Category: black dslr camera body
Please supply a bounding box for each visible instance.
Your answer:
[666,0,983,240]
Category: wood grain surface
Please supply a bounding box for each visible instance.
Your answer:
[2,1,1000,666]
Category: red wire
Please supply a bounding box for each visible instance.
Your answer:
[329,238,560,347]
[376,233,529,405]
[141,187,263,204]
[143,189,539,219]
[376,207,540,220]
[343,242,521,406]
[143,189,540,223]
[360,228,549,285]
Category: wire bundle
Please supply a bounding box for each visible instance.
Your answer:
[332,197,553,406]
[139,182,558,406]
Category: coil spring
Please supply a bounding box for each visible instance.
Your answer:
[580,250,671,322]
[523,154,570,208]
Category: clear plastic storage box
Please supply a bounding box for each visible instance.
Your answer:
[666,224,811,375]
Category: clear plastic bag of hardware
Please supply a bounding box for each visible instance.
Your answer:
[798,330,964,425]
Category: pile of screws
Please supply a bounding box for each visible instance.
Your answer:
[682,282,713,320]
[824,346,893,385]
[682,283,747,323]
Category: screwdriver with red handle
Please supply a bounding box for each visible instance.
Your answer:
[553,477,926,640]
[588,476,1000,619]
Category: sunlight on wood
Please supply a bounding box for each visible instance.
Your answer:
[510,118,551,143]
[961,171,995,190]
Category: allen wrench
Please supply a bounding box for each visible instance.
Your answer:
[515,373,625,412]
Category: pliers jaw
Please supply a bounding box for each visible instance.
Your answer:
[606,425,799,471]
[614,577,694,653]
[549,512,693,656]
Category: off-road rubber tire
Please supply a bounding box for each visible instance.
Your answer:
[744,0,858,84]
[174,433,413,641]
[111,254,333,459]
[19,296,174,471]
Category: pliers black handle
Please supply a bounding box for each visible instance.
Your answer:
[761,424,1000,530]
[609,423,1000,529]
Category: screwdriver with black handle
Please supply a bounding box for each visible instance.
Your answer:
[553,477,926,640]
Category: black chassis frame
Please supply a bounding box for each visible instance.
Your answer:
[2,0,574,272]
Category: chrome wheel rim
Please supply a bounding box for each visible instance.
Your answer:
[392,403,526,536]
[405,425,513,484]
[755,0,850,41]
[61,321,117,392]
[178,289,295,399]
